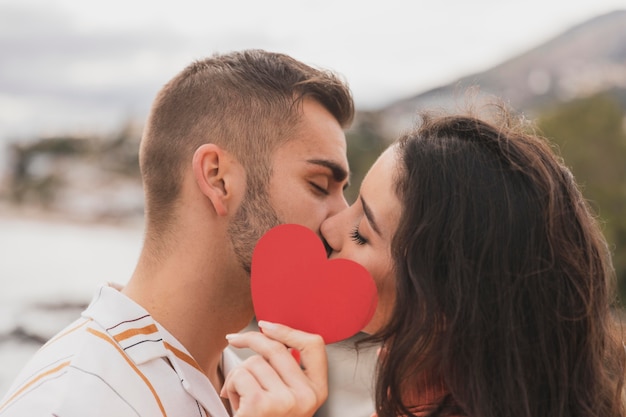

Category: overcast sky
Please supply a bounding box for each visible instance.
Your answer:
[0,0,624,140]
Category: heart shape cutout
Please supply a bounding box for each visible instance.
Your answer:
[251,224,378,344]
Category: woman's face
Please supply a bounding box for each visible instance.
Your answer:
[321,146,401,334]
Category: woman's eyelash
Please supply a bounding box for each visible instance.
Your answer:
[350,226,367,245]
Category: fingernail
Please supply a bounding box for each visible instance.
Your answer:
[257,320,277,331]
[225,333,240,340]
[289,348,301,364]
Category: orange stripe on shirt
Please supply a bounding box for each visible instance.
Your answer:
[87,328,167,417]
[163,342,204,374]
[113,324,159,343]
[0,361,70,412]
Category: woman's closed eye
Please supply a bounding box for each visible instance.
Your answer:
[350,225,368,245]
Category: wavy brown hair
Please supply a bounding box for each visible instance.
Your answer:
[370,106,626,417]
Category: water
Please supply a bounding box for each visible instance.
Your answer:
[0,215,143,394]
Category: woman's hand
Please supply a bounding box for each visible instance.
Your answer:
[221,321,328,417]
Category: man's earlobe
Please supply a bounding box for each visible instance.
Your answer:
[192,144,228,216]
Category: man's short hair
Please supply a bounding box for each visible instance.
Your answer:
[139,49,354,232]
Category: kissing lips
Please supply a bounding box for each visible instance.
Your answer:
[323,238,333,258]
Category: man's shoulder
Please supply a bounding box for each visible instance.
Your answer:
[0,282,163,416]
[0,317,137,416]
[0,316,175,417]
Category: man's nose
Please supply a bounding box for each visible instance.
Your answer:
[320,205,345,255]
[329,194,349,217]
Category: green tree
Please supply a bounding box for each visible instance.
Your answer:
[345,113,389,203]
[537,92,626,302]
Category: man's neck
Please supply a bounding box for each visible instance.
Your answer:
[123,251,254,392]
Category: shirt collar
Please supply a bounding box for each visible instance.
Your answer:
[83,283,237,417]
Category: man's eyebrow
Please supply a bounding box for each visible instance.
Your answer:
[306,159,350,189]
[361,196,381,236]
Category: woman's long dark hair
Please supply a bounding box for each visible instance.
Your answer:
[369,106,626,417]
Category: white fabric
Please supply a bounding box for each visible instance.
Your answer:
[0,284,239,417]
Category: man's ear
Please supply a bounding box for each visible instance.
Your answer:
[192,144,242,216]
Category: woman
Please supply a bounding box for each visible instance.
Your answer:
[222,106,626,417]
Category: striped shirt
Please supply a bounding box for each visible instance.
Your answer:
[0,284,239,417]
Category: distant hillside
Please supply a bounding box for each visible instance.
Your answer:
[370,9,626,140]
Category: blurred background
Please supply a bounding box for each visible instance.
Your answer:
[1,0,625,413]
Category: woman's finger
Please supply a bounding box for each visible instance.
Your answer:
[238,355,287,391]
[221,367,255,412]
[257,321,328,398]
[223,362,296,417]
[226,331,305,386]
[226,322,328,403]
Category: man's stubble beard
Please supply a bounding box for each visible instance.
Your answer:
[227,178,282,275]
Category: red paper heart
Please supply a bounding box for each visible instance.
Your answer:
[251,224,378,344]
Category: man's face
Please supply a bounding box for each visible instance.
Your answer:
[228,98,350,273]
[268,99,350,232]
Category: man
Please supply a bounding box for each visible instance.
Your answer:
[0,49,353,417]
